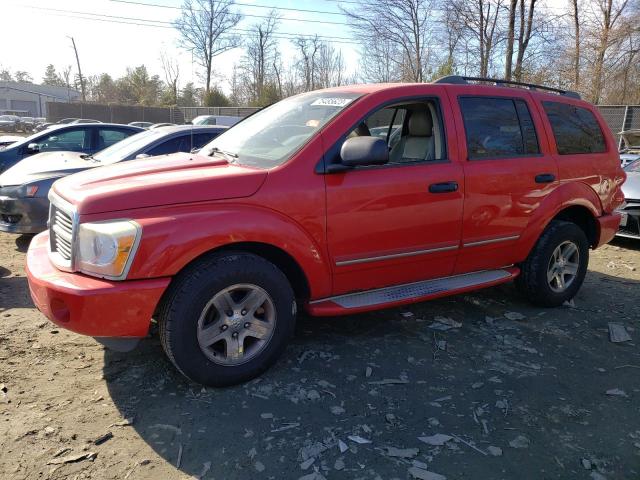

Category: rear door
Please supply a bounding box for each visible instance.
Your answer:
[324,92,464,295]
[449,90,559,273]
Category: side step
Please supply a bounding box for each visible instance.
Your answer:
[307,268,519,316]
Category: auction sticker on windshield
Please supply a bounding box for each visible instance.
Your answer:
[310,98,354,107]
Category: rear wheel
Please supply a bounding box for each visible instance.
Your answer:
[158,252,296,386]
[516,220,589,307]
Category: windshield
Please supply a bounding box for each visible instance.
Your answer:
[625,159,640,172]
[92,128,169,164]
[200,91,361,169]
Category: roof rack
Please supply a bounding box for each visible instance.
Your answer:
[433,75,581,100]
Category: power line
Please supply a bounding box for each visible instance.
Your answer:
[107,0,352,25]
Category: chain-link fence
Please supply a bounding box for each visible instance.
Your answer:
[596,105,640,147]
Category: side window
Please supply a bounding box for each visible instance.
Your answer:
[147,136,189,156]
[192,132,219,149]
[36,129,88,152]
[98,128,131,150]
[346,100,445,164]
[460,97,540,160]
[542,101,606,154]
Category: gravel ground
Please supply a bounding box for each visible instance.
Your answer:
[0,232,639,480]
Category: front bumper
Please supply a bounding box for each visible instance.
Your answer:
[616,200,640,239]
[595,212,623,247]
[26,232,171,337]
[0,195,49,234]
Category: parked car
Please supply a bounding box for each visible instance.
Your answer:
[26,78,625,386]
[33,118,78,133]
[0,135,24,148]
[616,159,639,239]
[20,117,37,132]
[0,115,21,132]
[0,125,225,233]
[69,119,102,124]
[619,129,640,168]
[0,123,143,173]
[128,121,154,129]
[191,115,243,127]
[149,122,176,129]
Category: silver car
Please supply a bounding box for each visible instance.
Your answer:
[619,129,640,168]
[617,159,640,239]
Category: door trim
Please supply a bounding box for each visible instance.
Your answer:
[463,235,520,248]
[335,244,458,267]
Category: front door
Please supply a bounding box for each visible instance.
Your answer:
[324,97,464,295]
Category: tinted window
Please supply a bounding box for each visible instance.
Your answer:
[36,128,89,152]
[98,128,132,150]
[192,132,219,149]
[543,101,606,154]
[460,97,540,159]
[147,136,190,156]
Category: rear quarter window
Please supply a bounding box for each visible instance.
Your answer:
[542,101,606,155]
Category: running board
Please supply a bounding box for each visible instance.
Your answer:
[307,268,519,316]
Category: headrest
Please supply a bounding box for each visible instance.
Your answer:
[408,111,433,137]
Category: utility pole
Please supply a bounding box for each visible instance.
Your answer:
[69,36,86,102]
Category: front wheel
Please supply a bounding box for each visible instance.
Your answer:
[158,252,296,386]
[516,220,589,307]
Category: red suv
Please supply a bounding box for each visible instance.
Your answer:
[26,77,626,386]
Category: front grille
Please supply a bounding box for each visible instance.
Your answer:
[48,195,76,267]
[619,200,640,237]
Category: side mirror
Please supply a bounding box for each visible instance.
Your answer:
[27,143,40,153]
[135,153,150,159]
[340,136,389,167]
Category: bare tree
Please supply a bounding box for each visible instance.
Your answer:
[293,36,321,91]
[316,42,345,88]
[174,0,242,94]
[513,0,538,81]
[360,37,402,82]
[241,10,280,104]
[571,0,581,89]
[160,50,180,105]
[505,0,518,79]
[342,0,432,82]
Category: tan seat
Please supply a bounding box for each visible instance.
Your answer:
[390,110,435,162]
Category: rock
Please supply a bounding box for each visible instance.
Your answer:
[330,406,345,415]
[418,434,453,446]
[383,446,419,458]
[334,458,345,470]
[608,323,632,343]
[471,382,484,389]
[563,299,576,308]
[260,413,274,419]
[487,446,502,456]
[300,458,315,470]
[307,390,321,401]
[338,440,348,453]
[408,466,447,480]
[509,435,530,449]
[43,426,55,436]
[429,316,462,330]
[581,458,592,470]
[299,442,329,461]
[255,461,265,472]
[365,366,372,378]
[348,435,372,444]
[605,388,628,397]
[504,312,526,321]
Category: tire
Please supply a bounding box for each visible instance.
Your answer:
[158,252,296,386]
[516,220,589,307]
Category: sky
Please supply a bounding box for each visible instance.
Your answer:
[2,0,570,94]
[1,0,362,93]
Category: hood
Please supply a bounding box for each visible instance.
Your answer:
[0,151,89,187]
[52,152,268,215]
[622,171,640,201]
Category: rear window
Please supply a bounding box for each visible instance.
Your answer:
[542,101,606,155]
[459,97,540,159]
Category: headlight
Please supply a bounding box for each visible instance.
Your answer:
[18,184,39,197]
[76,220,141,279]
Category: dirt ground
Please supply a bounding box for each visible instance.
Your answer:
[0,232,639,480]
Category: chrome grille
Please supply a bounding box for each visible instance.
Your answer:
[48,193,76,268]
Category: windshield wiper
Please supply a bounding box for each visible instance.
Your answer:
[209,147,238,163]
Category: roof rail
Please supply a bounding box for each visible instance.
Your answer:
[433,75,581,100]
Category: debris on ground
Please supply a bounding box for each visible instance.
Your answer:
[428,316,462,331]
[382,446,419,458]
[408,466,447,480]
[605,388,628,397]
[47,452,97,465]
[609,323,632,343]
[487,446,503,456]
[418,433,452,446]
[348,435,372,444]
[338,440,348,453]
[93,431,113,445]
[509,435,531,449]
[504,311,526,321]
[367,378,409,385]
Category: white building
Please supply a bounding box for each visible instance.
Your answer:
[0,81,81,118]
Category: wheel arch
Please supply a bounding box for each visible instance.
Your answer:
[550,204,599,247]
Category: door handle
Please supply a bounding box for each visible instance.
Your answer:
[429,181,458,193]
[535,173,555,183]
